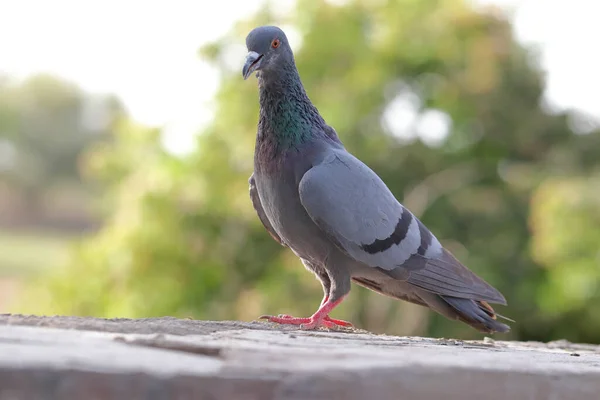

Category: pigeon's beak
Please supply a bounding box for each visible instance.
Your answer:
[242,51,263,80]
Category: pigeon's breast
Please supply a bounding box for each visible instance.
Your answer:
[255,166,332,265]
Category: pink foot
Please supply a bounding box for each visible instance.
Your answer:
[261,314,309,325]
[259,314,338,329]
[258,297,351,330]
[270,314,352,327]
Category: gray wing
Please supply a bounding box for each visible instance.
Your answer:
[249,173,285,246]
[298,150,506,304]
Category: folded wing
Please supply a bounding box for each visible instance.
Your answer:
[298,149,505,304]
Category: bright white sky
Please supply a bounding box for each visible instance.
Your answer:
[0,0,598,153]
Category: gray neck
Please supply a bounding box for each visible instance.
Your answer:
[257,63,327,149]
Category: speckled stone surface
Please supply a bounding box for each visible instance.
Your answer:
[1,314,599,400]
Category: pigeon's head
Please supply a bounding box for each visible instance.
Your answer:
[242,26,294,80]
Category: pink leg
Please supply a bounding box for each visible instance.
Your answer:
[320,293,329,307]
[319,294,353,327]
[260,296,349,330]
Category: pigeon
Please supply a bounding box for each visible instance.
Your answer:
[242,25,510,333]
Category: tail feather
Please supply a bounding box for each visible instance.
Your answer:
[351,271,512,334]
[441,296,511,333]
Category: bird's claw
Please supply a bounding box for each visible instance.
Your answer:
[324,316,353,327]
[258,314,352,329]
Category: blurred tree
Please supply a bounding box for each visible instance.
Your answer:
[0,75,124,229]
[22,0,600,342]
[529,173,600,343]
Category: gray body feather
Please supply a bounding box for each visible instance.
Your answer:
[245,25,509,333]
[251,141,509,333]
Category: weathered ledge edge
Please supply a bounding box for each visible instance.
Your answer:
[1,314,599,400]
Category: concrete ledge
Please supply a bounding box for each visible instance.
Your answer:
[1,314,599,400]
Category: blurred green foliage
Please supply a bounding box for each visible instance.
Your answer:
[0,75,123,293]
[20,0,600,342]
[0,74,123,230]
[0,229,72,276]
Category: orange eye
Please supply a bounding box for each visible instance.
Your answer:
[271,39,280,48]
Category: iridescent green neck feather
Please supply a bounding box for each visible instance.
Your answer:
[257,63,326,149]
